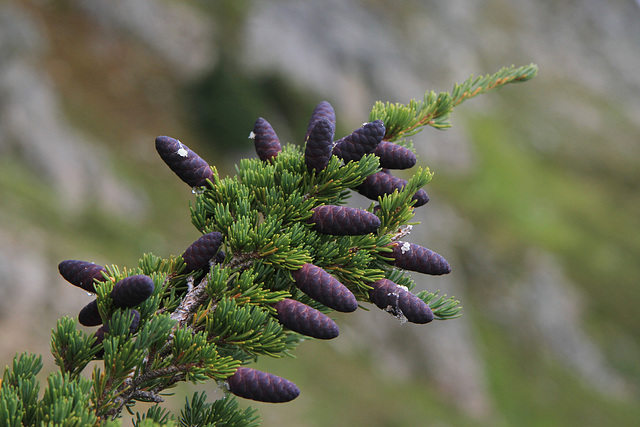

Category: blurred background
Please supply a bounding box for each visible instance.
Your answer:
[1,0,640,425]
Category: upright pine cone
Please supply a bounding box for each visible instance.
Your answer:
[309,205,380,235]
[292,264,358,313]
[182,232,223,273]
[227,367,300,403]
[369,279,433,324]
[58,260,106,293]
[155,136,213,187]
[78,299,102,327]
[304,119,334,172]
[251,117,282,161]
[391,241,451,275]
[357,171,429,207]
[332,120,385,163]
[305,101,335,140]
[273,299,339,339]
[111,275,155,308]
[373,141,417,170]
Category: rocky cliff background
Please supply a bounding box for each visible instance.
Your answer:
[1,1,639,426]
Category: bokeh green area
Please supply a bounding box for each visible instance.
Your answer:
[1,1,639,426]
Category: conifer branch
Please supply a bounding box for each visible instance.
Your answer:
[1,62,536,425]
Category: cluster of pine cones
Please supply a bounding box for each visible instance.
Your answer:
[58,101,451,404]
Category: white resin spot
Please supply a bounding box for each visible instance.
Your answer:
[177,147,188,157]
[248,131,256,139]
[397,285,409,292]
[400,242,411,254]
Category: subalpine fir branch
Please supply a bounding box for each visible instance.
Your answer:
[1,64,535,425]
[369,63,538,140]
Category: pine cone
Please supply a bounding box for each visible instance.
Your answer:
[79,299,102,327]
[309,205,380,235]
[227,367,300,403]
[58,260,106,293]
[155,136,213,187]
[356,171,429,207]
[369,279,433,324]
[292,264,358,313]
[273,299,339,339]
[111,275,155,308]
[305,101,335,140]
[373,141,417,170]
[391,241,451,275]
[251,117,282,161]
[182,232,223,273]
[332,120,385,163]
[304,119,334,172]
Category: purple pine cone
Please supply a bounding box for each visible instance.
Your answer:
[391,241,451,275]
[111,275,155,308]
[155,136,213,187]
[373,141,417,170]
[58,260,106,293]
[273,299,339,339]
[252,117,282,161]
[357,171,429,207]
[227,367,300,403]
[305,101,335,140]
[304,119,334,172]
[309,205,380,236]
[369,279,433,324]
[292,264,358,313]
[79,299,102,327]
[332,120,385,163]
[182,232,223,273]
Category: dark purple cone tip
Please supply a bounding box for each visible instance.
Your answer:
[374,141,417,170]
[304,119,334,172]
[79,299,102,327]
[332,120,385,162]
[273,299,339,339]
[252,117,282,161]
[305,101,336,140]
[182,232,223,273]
[309,205,380,236]
[58,260,106,293]
[155,136,213,187]
[357,171,429,207]
[292,264,358,313]
[391,241,451,275]
[227,367,300,403]
[369,279,434,324]
[111,275,155,308]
